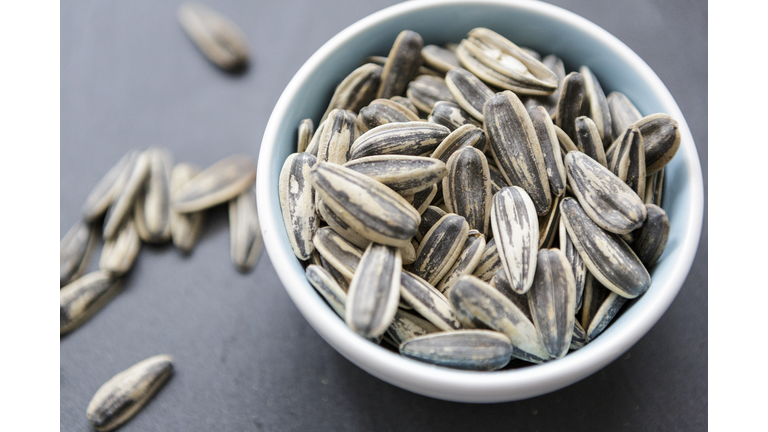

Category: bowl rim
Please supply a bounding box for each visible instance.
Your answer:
[256,0,704,402]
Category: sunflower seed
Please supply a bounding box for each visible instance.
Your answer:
[457,28,558,95]
[386,309,441,346]
[580,272,627,341]
[472,237,501,283]
[631,204,670,268]
[86,354,173,432]
[377,30,424,99]
[60,220,97,287]
[400,184,437,214]
[529,106,566,197]
[356,98,421,134]
[177,2,248,71]
[390,96,419,115]
[606,125,642,183]
[134,149,173,243]
[555,72,586,143]
[228,187,262,272]
[304,118,326,157]
[427,101,482,131]
[99,217,141,277]
[400,240,417,266]
[317,109,358,166]
[313,227,364,280]
[400,271,462,331]
[416,206,446,242]
[554,124,579,159]
[491,186,539,294]
[442,147,491,235]
[169,163,206,253]
[624,128,647,201]
[103,151,151,240]
[346,243,402,338]
[492,268,532,321]
[306,264,347,319]
[565,151,647,234]
[449,275,549,363]
[317,199,369,249]
[172,154,257,213]
[437,230,486,292]
[279,153,319,260]
[644,167,664,206]
[310,162,420,247]
[484,91,552,215]
[609,113,680,174]
[574,116,608,167]
[344,155,447,196]
[527,248,576,359]
[321,63,382,122]
[82,150,139,223]
[538,194,561,249]
[560,197,650,298]
[559,218,586,311]
[523,54,566,117]
[445,68,495,121]
[570,319,586,350]
[60,271,122,335]
[412,214,469,285]
[430,124,487,163]
[607,91,642,141]
[318,254,350,291]
[350,121,450,160]
[406,75,456,113]
[579,66,612,147]
[296,118,314,153]
[400,329,512,371]
[422,44,461,73]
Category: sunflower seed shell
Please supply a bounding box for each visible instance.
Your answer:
[60,271,122,335]
[472,237,501,283]
[579,66,612,147]
[350,121,450,160]
[306,265,347,319]
[529,106,566,197]
[631,204,670,268]
[177,2,248,70]
[406,75,456,113]
[343,155,447,196]
[443,147,491,235]
[346,243,402,338]
[555,72,586,143]
[574,116,608,167]
[386,309,441,346]
[491,186,539,294]
[421,44,461,73]
[279,153,319,260]
[172,154,257,213]
[400,330,512,371]
[378,30,424,99]
[60,220,97,287]
[437,230,486,292]
[103,151,151,240]
[100,218,141,277]
[297,119,314,153]
[134,149,173,243]
[609,113,680,174]
[427,101,482,131]
[322,63,382,122]
[400,271,462,331]
[82,150,139,223]
[607,91,642,141]
[644,167,664,207]
[356,98,421,134]
[169,163,205,253]
[400,184,438,215]
[228,188,262,272]
[445,68,495,121]
[411,214,469,286]
[492,268,532,321]
[416,206,446,242]
[312,227,363,280]
[580,272,627,341]
[390,95,419,115]
[559,218,586,310]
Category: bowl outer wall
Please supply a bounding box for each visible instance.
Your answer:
[256,0,704,403]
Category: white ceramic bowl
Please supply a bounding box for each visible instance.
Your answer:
[256,0,703,402]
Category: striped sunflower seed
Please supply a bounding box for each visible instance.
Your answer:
[492,268,532,321]
[555,72,586,143]
[406,75,456,113]
[457,28,558,95]
[306,264,347,319]
[430,124,486,163]
[527,248,576,359]
[620,126,647,200]
[169,163,206,253]
[228,187,262,272]
[491,186,539,294]
[318,254,350,291]
[377,30,424,99]
[644,167,664,207]
[400,271,462,331]
[309,162,420,247]
[317,199,369,249]
[399,183,437,215]
[529,105,566,197]
[99,217,141,277]
[538,194,562,249]
[363,55,440,78]
[344,155,447,196]
[631,204,670,268]
[559,218,586,311]
[399,329,512,371]
[317,109,358,166]
[312,227,363,280]
[297,118,314,153]
[449,275,549,363]
[608,113,680,174]
[177,2,248,71]
[523,54,566,117]
[349,121,450,160]
[437,230,486,292]
[356,98,421,134]
[579,65,612,147]
[443,147,491,235]
[445,68,495,121]
[560,197,651,299]
[134,148,173,243]
[346,243,402,338]
[304,118,326,157]
[484,91,552,215]
[86,354,173,432]
[607,91,642,141]
[472,237,501,283]
[416,206,446,242]
[82,150,139,223]
[172,154,257,213]
[421,44,461,73]
[427,101,482,131]
[321,63,382,122]
[606,125,642,183]
[103,151,151,240]
[554,124,579,159]
[279,153,319,260]
[60,220,97,287]
[386,309,441,346]
[570,320,587,350]
[390,95,419,115]
[574,116,608,167]
[411,213,469,286]
[580,272,627,341]
[60,271,122,335]
[565,151,647,234]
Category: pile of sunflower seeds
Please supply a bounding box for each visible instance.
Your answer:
[280,28,679,371]
[60,150,262,337]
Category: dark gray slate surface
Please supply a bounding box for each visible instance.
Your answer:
[61,1,707,430]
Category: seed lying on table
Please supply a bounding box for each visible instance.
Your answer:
[177,2,249,71]
[172,154,257,213]
[60,220,97,287]
[229,187,262,272]
[60,271,122,335]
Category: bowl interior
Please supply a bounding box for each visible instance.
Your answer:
[257,0,703,402]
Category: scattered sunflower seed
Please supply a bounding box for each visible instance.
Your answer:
[99,217,141,277]
[177,2,249,71]
[228,187,262,272]
[443,147,491,235]
[60,271,122,335]
[169,163,206,253]
[172,154,257,213]
[60,220,97,287]
[82,150,139,223]
[134,148,173,243]
[103,151,151,240]
[400,329,513,371]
